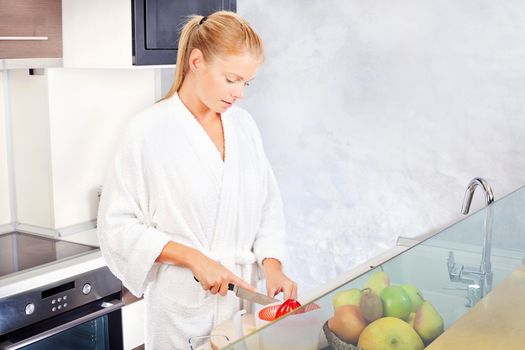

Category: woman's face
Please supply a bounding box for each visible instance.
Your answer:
[194,52,261,113]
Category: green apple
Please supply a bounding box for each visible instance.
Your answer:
[332,288,362,310]
[413,301,444,343]
[358,317,424,350]
[363,271,390,295]
[380,285,413,320]
[401,284,425,313]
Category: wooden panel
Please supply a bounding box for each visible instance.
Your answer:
[0,0,62,58]
[427,265,525,350]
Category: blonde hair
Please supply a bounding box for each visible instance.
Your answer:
[163,11,265,100]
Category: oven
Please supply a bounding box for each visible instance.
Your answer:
[0,232,124,350]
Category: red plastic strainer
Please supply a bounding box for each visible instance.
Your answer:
[258,303,320,321]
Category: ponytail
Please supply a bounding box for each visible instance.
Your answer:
[163,16,202,99]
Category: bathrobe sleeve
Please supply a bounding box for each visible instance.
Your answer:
[97,118,171,297]
[252,159,289,269]
[248,118,289,270]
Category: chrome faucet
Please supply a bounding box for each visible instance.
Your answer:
[447,177,494,307]
[462,178,494,291]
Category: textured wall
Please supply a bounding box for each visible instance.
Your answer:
[237,0,525,294]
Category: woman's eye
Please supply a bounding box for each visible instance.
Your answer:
[226,77,251,87]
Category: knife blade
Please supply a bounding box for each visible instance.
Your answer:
[227,283,279,306]
[193,276,278,305]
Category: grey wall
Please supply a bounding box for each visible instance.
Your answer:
[237,0,525,294]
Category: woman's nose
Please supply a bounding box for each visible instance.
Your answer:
[231,85,245,99]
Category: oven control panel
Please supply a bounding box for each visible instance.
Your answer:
[49,294,68,312]
[0,266,122,336]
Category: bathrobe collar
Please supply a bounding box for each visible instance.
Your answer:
[170,94,240,255]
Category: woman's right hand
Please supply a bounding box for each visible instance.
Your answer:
[189,250,256,296]
[156,241,256,296]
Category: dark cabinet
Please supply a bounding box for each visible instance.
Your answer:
[133,0,237,65]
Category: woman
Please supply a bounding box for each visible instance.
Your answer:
[97,11,297,349]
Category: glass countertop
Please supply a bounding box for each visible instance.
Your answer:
[222,185,525,350]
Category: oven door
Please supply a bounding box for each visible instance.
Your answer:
[0,298,124,350]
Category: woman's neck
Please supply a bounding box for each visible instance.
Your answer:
[178,77,218,124]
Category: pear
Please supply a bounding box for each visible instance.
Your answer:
[401,284,425,313]
[363,271,390,295]
[413,301,444,343]
[332,288,362,310]
[359,288,383,323]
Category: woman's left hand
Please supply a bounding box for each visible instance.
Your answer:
[263,258,298,300]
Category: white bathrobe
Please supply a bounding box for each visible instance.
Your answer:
[97,93,287,349]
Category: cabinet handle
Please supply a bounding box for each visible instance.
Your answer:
[0,36,48,41]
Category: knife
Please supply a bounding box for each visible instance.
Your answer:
[228,283,279,306]
[194,277,279,305]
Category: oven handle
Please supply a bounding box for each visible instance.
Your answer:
[2,299,124,350]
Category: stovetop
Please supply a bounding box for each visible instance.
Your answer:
[0,232,98,279]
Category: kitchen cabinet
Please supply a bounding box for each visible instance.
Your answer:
[62,0,235,68]
[62,0,135,68]
[219,185,525,349]
[122,298,146,349]
[0,0,62,59]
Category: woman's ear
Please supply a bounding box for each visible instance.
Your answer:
[189,48,204,71]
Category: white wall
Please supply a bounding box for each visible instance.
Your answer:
[0,72,12,227]
[9,70,54,228]
[47,68,156,228]
[4,68,156,230]
[238,0,525,293]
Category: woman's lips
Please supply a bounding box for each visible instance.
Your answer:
[221,100,233,107]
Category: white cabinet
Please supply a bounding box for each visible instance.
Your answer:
[8,68,156,229]
[62,0,200,68]
[62,0,134,68]
[122,299,146,350]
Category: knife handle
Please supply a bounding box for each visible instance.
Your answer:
[193,276,234,291]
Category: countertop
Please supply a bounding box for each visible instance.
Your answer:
[427,265,525,349]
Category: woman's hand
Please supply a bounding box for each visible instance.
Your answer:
[156,241,255,296]
[263,258,297,300]
[189,250,256,296]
